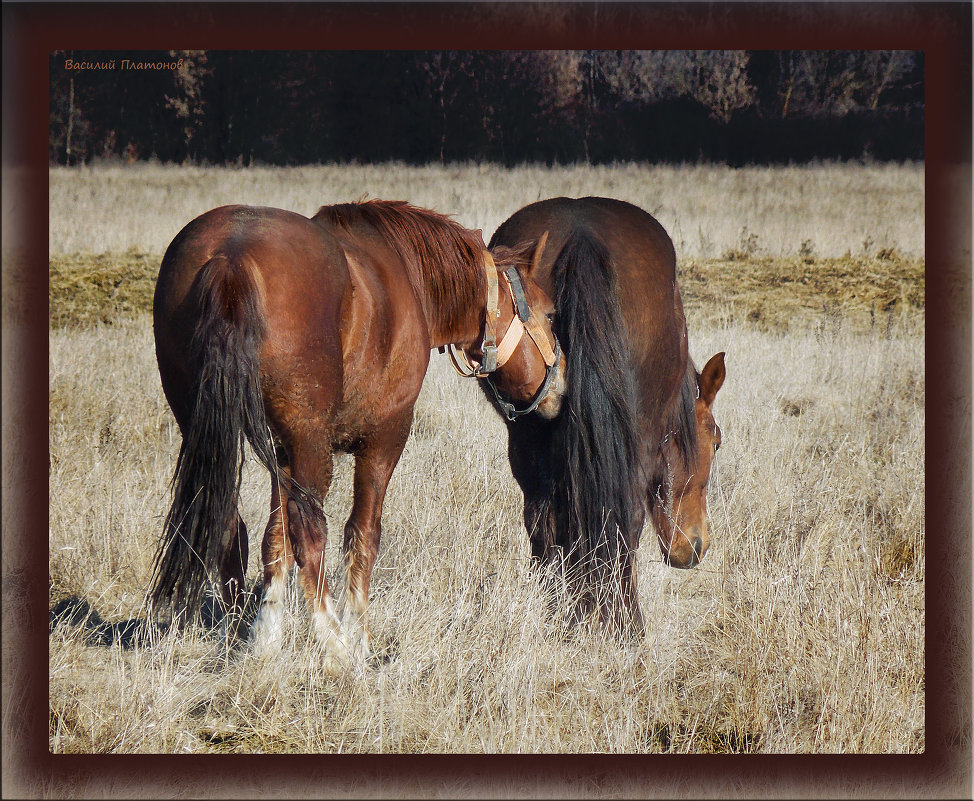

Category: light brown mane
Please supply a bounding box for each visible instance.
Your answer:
[314,200,490,329]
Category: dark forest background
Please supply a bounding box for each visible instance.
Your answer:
[49,50,924,167]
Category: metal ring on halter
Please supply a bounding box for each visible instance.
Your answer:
[445,251,561,419]
[446,341,491,377]
[486,340,562,421]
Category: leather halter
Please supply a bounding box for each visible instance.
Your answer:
[445,250,561,420]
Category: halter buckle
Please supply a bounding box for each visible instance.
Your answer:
[446,250,561,420]
[481,342,498,374]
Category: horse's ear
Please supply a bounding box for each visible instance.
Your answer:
[527,230,549,275]
[699,352,726,407]
[473,228,485,246]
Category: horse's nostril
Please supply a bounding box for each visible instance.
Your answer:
[692,536,703,557]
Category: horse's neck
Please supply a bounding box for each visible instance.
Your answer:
[326,209,488,350]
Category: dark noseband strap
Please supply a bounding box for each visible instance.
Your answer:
[503,266,532,322]
[487,340,562,421]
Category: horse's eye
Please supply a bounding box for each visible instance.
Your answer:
[714,441,721,453]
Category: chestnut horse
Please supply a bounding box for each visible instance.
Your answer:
[150,200,563,666]
[488,197,725,639]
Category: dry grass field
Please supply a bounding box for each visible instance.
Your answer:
[48,161,924,260]
[45,163,924,763]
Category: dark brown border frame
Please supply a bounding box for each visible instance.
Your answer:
[4,3,970,798]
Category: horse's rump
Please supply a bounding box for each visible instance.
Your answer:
[151,213,334,617]
[151,251,278,616]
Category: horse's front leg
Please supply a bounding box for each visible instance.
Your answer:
[341,416,411,665]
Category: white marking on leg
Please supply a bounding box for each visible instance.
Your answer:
[251,571,286,655]
[341,585,372,664]
[314,594,353,673]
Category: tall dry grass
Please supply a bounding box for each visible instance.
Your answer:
[48,314,924,755]
[45,163,924,758]
[48,161,924,260]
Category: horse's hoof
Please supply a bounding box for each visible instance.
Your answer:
[250,614,283,656]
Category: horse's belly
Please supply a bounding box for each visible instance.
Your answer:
[332,342,428,448]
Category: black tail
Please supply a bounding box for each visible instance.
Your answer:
[150,254,283,619]
[550,230,643,626]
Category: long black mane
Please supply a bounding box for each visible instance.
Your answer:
[547,228,642,606]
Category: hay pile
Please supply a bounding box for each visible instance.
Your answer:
[49,250,159,328]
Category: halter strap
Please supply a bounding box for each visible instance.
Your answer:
[446,264,557,375]
[501,265,557,368]
[487,339,562,421]
[495,313,524,368]
[444,249,561,419]
[446,251,502,377]
[444,286,523,375]
[522,309,558,367]
[480,251,500,374]
[502,265,532,323]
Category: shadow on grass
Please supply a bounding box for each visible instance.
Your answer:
[49,582,263,650]
[647,721,761,754]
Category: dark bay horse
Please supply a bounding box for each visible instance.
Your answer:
[151,200,563,666]
[488,196,726,639]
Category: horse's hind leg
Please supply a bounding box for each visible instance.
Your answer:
[285,442,349,666]
[251,460,294,654]
[341,417,411,664]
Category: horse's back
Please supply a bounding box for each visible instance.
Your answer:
[492,196,687,430]
[491,197,674,281]
[310,212,434,431]
[492,197,683,354]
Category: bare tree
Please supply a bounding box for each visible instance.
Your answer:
[687,51,755,123]
[418,51,474,164]
[777,50,918,118]
[861,51,915,110]
[596,50,755,122]
[165,51,209,161]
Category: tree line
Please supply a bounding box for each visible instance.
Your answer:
[49,50,923,166]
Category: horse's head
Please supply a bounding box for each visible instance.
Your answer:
[449,233,566,420]
[652,351,725,568]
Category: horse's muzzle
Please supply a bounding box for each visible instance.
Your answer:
[664,534,706,569]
